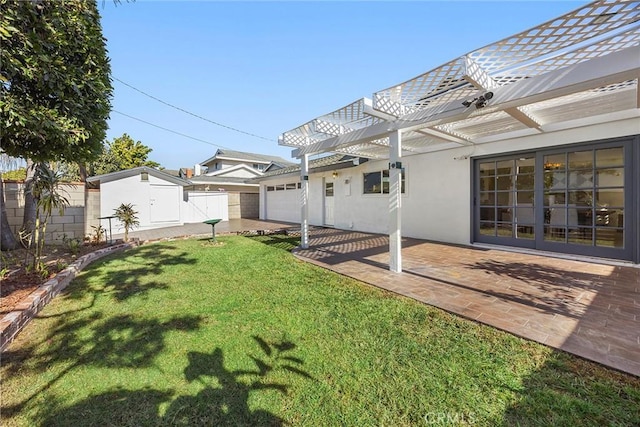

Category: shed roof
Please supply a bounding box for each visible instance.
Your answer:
[86,166,191,186]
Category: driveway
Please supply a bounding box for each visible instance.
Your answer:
[114,218,297,242]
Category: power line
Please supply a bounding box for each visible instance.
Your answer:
[114,77,275,142]
[112,110,232,150]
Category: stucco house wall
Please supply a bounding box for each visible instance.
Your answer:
[261,117,639,249]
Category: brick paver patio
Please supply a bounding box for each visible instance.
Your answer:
[293,228,640,377]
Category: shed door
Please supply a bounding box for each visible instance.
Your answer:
[150,185,180,223]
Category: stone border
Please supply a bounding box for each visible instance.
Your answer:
[0,242,137,352]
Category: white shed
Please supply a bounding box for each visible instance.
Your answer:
[87,166,229,234]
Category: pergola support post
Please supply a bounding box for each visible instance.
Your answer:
[300,154,310,249]
[389,129,402,272]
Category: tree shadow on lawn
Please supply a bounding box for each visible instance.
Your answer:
[65,243,198,303]
[33,335,313,426]
[2,310,203,418]
[501,352,640,426]
[2,244,199,375]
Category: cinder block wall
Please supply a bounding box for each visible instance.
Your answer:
[85,188,101,237]
[2,181,86,243]
[228,192,241,219]
[239,193,259,218]
[227,192,259,219]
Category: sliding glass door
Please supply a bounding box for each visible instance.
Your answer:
[474,137,636,261]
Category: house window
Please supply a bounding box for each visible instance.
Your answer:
[253,163,266,171]
[297,182,302,189]
[266,186,275,192]
[286,183,296,190]
[325,182,334,197]
[141,172,149,181]
[275,184,285,191]
[363,169,405,194]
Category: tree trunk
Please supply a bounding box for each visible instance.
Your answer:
[78,162,88,182]
[20,160,37,246]
[0,179,20,251]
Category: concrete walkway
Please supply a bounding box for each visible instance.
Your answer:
[114,218,297,242]
[294,228,640,377]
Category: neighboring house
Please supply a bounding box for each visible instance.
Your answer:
[173,149,296,193]
[260,0,640,267]
[87,166,229,234]
[173,149,296,218]
[189,164,262,193]
[199,149,294,174]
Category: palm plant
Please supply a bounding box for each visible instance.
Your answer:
[30,163,70,270]
[114,203,139,242]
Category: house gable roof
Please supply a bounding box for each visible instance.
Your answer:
[200,149,294,167]
[205,163,263,178]
[264,161,290,172]
[86,166,191,186]
[189,175,259,186]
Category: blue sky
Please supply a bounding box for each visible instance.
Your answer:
[99,1,584,170]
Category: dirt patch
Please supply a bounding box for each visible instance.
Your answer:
[1,244,109,315]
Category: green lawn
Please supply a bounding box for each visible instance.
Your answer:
[2,235,638,426]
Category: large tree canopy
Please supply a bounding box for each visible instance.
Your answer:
[0,0,112,163]
[92,133,160,175]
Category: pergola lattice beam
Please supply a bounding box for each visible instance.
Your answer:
[281,98,384,148]
[363,97,399,121]
[415,128,473,145]
[504,107,544,130]
[292,45,639,157]
[371,0,640,113]
[462,56,499,90]
[313,119,351,137]
[463,55,543,129]
[365,97,473,146]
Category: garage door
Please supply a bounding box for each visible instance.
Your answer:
[265,182,300,223]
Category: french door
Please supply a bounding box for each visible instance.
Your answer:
[474,137,636,261]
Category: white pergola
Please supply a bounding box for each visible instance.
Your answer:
[279,0,640,272]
